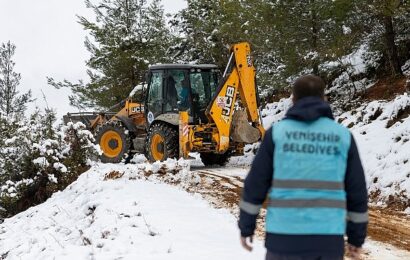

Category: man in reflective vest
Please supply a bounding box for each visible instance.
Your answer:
[239,75,368,260]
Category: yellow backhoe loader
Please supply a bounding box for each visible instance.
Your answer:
[64,42,265,165]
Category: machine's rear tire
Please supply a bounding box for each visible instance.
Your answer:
[95,121,132,163]
[200,152,231,166]
[146,123,178,162]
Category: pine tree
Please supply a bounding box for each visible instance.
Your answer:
[145,0,172,63]
[362,0,410,77]
[49,0,171,110]
[0,109,99,217]
[259,0,363,85]
[0,41,32,118]
[170,0,250,68]
[170,0,223,66]
[238,0,286,92]
[170,0,368,93]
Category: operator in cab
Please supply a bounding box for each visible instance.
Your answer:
[178,76,190,111]
[238,75,368,260]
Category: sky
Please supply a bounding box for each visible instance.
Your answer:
[0,0,186,117]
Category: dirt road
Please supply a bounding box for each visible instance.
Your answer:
[368,209,410,251]
[188,166,410,258]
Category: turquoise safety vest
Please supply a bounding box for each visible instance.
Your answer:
[266,117,351,235]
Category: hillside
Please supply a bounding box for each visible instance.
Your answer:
[261,92,410,211]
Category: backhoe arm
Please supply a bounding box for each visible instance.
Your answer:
[207,42,265,153]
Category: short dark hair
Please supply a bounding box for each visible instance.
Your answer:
[292,75,325,100]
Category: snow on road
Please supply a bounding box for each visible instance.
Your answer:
[0,163,264,260]
[364,240,410,260]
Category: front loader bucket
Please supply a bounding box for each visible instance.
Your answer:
[231,110,261,144]
[63,112,116,130]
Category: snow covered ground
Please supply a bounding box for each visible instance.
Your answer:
[339,94,410,209]
[0,163,265,260]
[1,161,409,259]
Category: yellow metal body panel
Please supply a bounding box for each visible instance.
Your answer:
[126,101,146,127]
[90,99,145,132]
[208,69,240,152]
[203,42,265,154]
[179,111,191,158]
[234,43,265,138]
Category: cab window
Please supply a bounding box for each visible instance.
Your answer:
[165,70,190,112]
[190,70,220,109]
[147,71,164,116]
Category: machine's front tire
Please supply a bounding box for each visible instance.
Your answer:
[146,123,179,162]
[95,121,132,163]
[200,152,231,166]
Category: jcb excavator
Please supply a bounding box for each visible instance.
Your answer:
[64,42,265,165]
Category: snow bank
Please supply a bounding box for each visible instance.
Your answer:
[0,162,264,259]
[261,97,293,127]
[339,94,410,209]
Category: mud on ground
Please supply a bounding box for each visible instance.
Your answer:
[185,169,410,253]
[368,209,410,251]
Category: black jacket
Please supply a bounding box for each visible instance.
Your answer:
[238,97,368,256]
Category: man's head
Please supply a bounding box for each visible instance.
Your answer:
[292,75,326,102]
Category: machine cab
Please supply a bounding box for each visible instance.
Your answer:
[145,64,221,126]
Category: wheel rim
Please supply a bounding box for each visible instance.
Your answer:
[100,130,123,158]
[151,133,165,161]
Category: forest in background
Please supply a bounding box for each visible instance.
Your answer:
[46,0,410,110]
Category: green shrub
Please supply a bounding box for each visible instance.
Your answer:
[0,110,100,218]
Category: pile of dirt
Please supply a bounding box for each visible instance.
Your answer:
[362,77,408,101]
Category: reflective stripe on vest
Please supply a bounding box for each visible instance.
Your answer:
[272,179,344,190]
[239,200,263,215]
[268,199,346,208]
[266,117,351,235]
[347,211,369,223]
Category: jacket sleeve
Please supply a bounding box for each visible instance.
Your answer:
[238,128,274,237]
[345,134,368,247]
